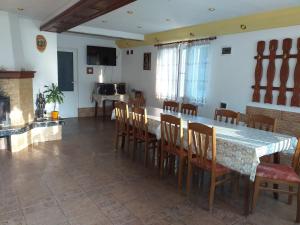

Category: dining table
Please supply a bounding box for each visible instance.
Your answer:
[112,106,298,215]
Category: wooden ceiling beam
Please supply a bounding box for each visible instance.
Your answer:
[40,0,136,33]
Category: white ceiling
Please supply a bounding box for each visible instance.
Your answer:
[0,0,300,35]
[0,0,78,21]
[84,0,300,34]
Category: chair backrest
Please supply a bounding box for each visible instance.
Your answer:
[115,101,129,132]
[160,114,183,152]
[181,103,198,116]
[214,108,240,125]
[292,138,300,174]
[247,114,277,132]
[130,97,146,108]
[188,122,217,173]
[132,107,148,139]
[163,100,179,112]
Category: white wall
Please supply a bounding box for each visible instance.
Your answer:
[122,25,300,118]
[0,11,58,113]
[57,33,122,108]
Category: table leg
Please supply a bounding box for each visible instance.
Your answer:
[273,152,280,199]
[94,101,98,118]
[244,175,252,216]
[102,100,106,121]
[6,136,11,151]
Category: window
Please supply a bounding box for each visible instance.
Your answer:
[155,40,210,104]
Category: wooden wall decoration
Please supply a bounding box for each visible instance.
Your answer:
[252,41,265,102]
[252,37,300,107]
[36,35,47,52]
[291,38,300,107]
[264,40,278,104]
[277,38,292,105]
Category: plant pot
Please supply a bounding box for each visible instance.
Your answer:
[51,111,59,120]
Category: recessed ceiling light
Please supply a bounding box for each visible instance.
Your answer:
[17,7,24,11]
[127,10,134,15]
[240,24,247,30]
[102,20,108,23]
[208,8,216,12]
[165,18,171,22]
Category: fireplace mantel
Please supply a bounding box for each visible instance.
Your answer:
[0,71,36,79]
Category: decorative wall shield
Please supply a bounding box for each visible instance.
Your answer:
[36,35,47,52]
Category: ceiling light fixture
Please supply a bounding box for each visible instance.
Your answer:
[208,8,216,12]
[240,24,247,30]
[127,10,134,15]
[137,26,142,29]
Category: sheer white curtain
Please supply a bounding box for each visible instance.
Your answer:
[181,40,210,104]
[155,40,210,104]
[155,44,179,100]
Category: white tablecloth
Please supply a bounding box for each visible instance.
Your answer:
[112,107,298,181]
[92,94,129,107]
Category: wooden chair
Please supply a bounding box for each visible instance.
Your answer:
[251,139,300,222]
[214,108,240,125]
[181,103,198,116]
[186,122,234,211]
[132,107,159,167]
[163,100,179,112]
[160,114,187,191]
[114,101,133,152]
[130,97,146,108]
[247,114,278,163]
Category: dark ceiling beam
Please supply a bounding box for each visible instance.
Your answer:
[40,0,136,33]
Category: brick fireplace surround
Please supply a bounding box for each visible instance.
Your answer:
[0,71,62,152]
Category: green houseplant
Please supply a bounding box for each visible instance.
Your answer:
[44,83,64,119]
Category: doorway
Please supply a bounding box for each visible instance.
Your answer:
[57,49,78,118]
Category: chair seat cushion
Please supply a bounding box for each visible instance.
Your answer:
[190,158,231,174]
[256,163,300,183]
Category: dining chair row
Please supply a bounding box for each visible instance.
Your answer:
[114,101,300,222]
[163,100,198,116]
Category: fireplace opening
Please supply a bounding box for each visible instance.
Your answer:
[0,96,10,126]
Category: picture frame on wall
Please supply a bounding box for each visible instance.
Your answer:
[143,52,151,70]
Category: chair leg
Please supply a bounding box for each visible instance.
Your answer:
[144,141,148,167]
[126,134,130,153]
[121,134,125,149]
[288,185,294,205]
[178,157,185,192]
[251,177,261,213]
[209,175,216,211]
[296,184,300,223]
[133,138,137,161]
[114,132,119,151]
[152,143,156,167]
[200,170,205,191]
[186,162,192,195]
[160,151,164,177]
[157,141,161,169]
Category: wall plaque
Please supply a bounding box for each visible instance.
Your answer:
[36,35,47,52]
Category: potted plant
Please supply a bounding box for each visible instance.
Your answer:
[44,83,64,119]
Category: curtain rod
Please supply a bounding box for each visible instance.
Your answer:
[154,36,217,47]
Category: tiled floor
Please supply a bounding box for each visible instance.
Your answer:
[0,118,298,225]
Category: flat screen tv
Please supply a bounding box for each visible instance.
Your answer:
[87,46,116,66]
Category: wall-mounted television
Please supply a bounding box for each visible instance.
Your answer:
[87,46,116,66]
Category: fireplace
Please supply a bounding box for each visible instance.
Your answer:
[0,96,10,125]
